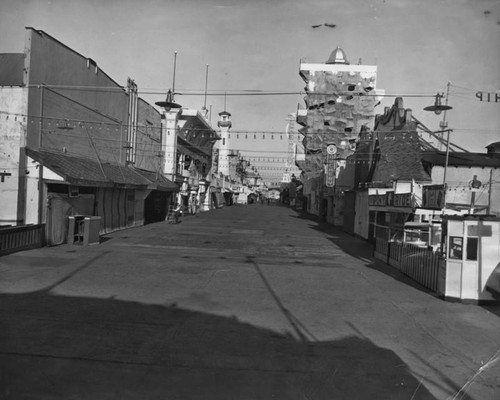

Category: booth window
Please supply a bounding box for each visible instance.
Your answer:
[449,236,463,260]
[466,237,478,261]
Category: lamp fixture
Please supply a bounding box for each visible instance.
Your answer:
[155,89,182,110]
[424,93,452,115]
[155,51,182,111]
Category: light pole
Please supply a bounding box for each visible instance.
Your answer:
[156,52,183,187]
[424,92,453,209]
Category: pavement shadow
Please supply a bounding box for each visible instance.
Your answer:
[482,303,500,318]
[289,211,441,297]
[0,291,440,400]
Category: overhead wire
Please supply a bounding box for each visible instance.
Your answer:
[26,84,444,99]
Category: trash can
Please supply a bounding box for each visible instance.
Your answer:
[68,215,101,245]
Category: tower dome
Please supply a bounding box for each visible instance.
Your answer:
[326,47,350,65]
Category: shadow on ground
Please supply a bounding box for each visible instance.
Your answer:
[290,210,439,297]
[0,290,439,400]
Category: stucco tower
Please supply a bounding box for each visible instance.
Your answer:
[297,47,381,224]
[299,47,379,172]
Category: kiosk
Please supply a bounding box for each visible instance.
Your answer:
[442,215,500,303]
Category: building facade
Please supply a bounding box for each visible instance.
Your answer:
[421,144,500,217]
[296,47,381,224]
[175,108,219,213]
[0,28,177,244]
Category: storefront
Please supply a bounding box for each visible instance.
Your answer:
[369,190,414,242]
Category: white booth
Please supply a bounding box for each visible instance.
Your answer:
[442,215,500,303]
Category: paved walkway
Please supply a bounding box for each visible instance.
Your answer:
[1,204,499,399]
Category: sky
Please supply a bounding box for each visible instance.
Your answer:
[1,0,499,163]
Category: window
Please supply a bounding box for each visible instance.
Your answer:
[466,237,478,261]
[449,236,463,260]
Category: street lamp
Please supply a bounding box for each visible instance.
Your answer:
[424,93,452,115]
[155,51,182,111]
[155,90,181,111]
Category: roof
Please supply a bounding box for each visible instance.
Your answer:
[370,97,431,182]
[177,110,219,158]
[0,54,24,85]
[26,148,178,191]
[326,47,349,65]
[372,131,431,182]
[421,151,500,168]
[486,141,500,154]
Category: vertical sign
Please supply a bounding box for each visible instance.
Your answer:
[212,148,219,175]
[326,153,335,187]
[325,144,337,188]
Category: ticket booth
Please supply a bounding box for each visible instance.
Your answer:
[442,215,500,303]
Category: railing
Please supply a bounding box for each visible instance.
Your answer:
[374,237,443,293]
[398,243,442,293]
[374,236,389,263]
[0,224,46,256]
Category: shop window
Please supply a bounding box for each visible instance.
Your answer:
[375,225,388,239]
[466,237,478,261]
[68,186,79,198]
[184,155,191,170]
[430,226,442,247]
[449,236,463,260]
[376,212,386,226]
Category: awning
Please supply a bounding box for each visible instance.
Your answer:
[132,168,179,192]
[26,148,178,191]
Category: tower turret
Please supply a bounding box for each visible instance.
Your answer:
[217,110,232,176]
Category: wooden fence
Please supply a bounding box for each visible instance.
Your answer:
[374,237,443,293]
[0,224,46,256]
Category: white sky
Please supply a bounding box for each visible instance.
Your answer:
[1,0,499,159]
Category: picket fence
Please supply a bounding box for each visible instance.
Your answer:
[374,237,443,293]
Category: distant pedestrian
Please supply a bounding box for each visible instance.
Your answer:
[173,203,182,223]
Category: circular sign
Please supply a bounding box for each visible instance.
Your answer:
[326,144,338,155]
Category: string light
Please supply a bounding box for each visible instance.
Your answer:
[0,109,475,167]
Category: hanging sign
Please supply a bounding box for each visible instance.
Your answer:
[422,185,445,209]
[368,191,412,208]
[212,148,219,174]
[476,91,500,103]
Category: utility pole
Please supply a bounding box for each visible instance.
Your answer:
[439,82,451,150]
[442,129,453,210]
[487,169,493,214]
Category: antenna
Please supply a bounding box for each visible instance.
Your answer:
[172,51,177,95]
[203,64,209,110]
